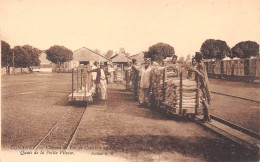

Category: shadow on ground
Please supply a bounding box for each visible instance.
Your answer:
[79,134,259,162]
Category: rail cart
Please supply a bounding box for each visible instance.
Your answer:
[151,67,202,119]
[68,65,96,107]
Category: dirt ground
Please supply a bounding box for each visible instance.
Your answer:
[1,73,259,161]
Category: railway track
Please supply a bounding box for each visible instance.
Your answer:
[33,106,87,151]
[210,91,260,103]
[195,115,260,153]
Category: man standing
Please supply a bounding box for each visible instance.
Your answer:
[165,55,181,80]
[189,52,211,122]
[88,62,108,101]
[138,58,152,107]
[131,59,140,100]
[125,62,132,91]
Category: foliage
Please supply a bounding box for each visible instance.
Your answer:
[105,50,114,59]
[177,56,185,64]
[1,40,12,68]
[93,49,101,55]
[185,54,191,63]
[145,42,175,64]
[12,46,30,68]
[22,45,41,67]
[46,45,73,64]
[231,41,259,58]
[200,39,231,60]
[119,48,125,53]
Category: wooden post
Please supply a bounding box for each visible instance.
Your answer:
[84,68,87,103]
[72,68,74,103]
[88,66,91,92]
[163,68,166,102]
[195,73,200,115]
[179,72,183,115]
[76,69,79,92]
[81,68,83,90]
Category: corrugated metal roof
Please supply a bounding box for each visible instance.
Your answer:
[111,52,131,63]
[73,47,109,62]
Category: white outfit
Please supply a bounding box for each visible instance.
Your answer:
[100,69,107,100]
[139,66,152,104]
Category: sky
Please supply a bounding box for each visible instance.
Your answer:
[0,0,260,57]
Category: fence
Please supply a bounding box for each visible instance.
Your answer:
[1,67,31,75]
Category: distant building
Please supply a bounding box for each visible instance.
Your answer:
[129,52,145,65]
[33,51,53,72]
[68,47,110,68]
[110,52,131,66]
[39,52,53,68]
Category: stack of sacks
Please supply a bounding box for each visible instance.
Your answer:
[150,67,166,106]
[179,79,197,114]
[163,78,202,114]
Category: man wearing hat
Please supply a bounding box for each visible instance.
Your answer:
[165,55,180,80]
[88,62,108,101]
[138,58,152,107]
[189,52,211,122]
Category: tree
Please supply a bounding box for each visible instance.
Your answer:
[12,46,30,68]
[93,49,101,55]
[105,50,114,59]
[46,45,73,71]
[22,45,41,71]
[200,39,231,60]
[177,56,185,64]
[1,40,13,73]
[231,41,259,58]
[119,48,125,53]
[185,54,191,63]
[145,42,175,64]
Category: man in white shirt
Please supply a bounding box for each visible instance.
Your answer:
[138,58,152,107]
[88,62,108,101]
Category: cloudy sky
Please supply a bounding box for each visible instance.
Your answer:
[1,0,259,57]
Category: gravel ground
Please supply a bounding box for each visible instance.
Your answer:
[208,78,260,133]
[1,73,259,161]
[69,84,258,161]
[209,78,260,101]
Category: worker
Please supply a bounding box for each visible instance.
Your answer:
[88,62,108,101]
[131,59,140,101]
[138,58,152,108]
[165,55,181,80]
[189,52,211,122]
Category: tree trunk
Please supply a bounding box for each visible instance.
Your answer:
[59,62,61,73]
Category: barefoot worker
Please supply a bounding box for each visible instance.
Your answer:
[88,62,108,101]
[138,58,152,108]
[189,52,211,122]
[131,59,140,100]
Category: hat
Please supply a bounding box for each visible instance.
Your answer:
[100,62,105,66]
[132,58,137,62]
[144,58,151,61]
[172,55,178,59]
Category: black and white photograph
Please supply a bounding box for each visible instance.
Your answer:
[1,0,260,161]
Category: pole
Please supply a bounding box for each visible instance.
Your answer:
[12,51,14,74]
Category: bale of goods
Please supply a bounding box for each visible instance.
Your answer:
[150,67,166,107]
[163,77,202,115]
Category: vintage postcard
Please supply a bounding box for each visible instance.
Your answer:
[1,0,260,162]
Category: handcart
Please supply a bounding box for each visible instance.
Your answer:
[68,65,96,107]
[150,67,202,119]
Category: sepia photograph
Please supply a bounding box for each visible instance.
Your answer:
[1,0,260,161]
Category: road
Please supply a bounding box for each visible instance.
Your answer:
[1,73,259,161]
